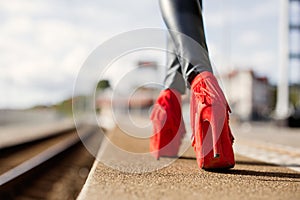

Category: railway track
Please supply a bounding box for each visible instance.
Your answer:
[0,124,103,199]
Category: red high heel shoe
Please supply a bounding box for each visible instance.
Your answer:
[150,89,186,159]
[190,71,235,169]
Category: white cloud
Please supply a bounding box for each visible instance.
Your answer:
[238,31,263,47]
[0,1,47,14]
[204,0,280,84]
[0,0,164,108]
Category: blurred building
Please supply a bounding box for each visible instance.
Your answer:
[220,70,273,121]
[96,61,160,111]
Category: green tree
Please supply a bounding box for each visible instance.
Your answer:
[96,79,111,91]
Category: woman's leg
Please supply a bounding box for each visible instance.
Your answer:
[150,39,186,158]
[164,36,186,94]
[150,0,208,159]
[158,0,235,169]
[159,0,212,86]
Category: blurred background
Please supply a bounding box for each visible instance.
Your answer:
[2,2,300,199]
[0,0,299,127]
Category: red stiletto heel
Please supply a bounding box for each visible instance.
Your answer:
[191,72,235,169]
[150,89,186,159]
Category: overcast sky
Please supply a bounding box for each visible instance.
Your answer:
[1,0,299,108]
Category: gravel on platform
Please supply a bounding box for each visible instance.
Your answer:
[78,126,300,200]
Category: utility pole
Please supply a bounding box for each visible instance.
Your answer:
[276,0,300,119]
[275,0,293,119]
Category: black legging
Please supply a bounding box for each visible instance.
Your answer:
[159,0,212,93]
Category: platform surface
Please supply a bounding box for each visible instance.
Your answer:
[77,122,300,200]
